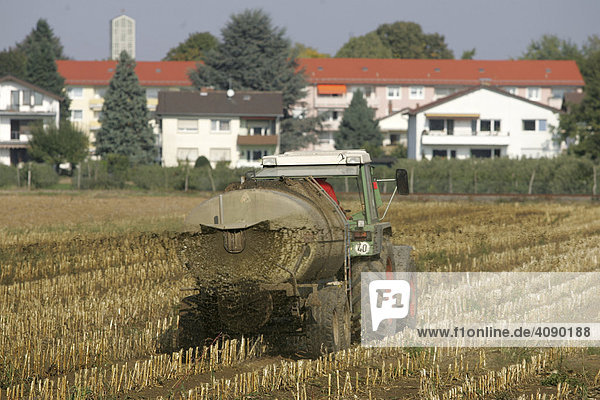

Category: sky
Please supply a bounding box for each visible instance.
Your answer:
[1,0,599,61]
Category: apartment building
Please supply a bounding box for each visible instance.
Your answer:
[57,60,196,150]
[0,76,60,166]
[296,58,584,153]
[157,90,283,168]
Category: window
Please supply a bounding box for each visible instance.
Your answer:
[450,150,457,159]
[93,111,103,120]
[432,149,447,158]
[177,119,198,133]
[211,119,231,132]
[471,119,477,134]
[22,90,32,106]
[209,148,231,162]
[523,120,536,131]
[471,149,492,158]
[71,110,83,121]
[434,87,455,98]
[429,119,445,131]
[34,92,43,105]
[504,87,517,95]
[538,119,547,131]
[551,88,566,99]
[68,87,83,99]
[494,149,501,158]
[146,88,158,99]
[494,120,501,131]
[246,149,268,161]
[527,87,540,101]
[176,148,199,162]
[349,86,373,97]
[480,120,491,131]
[94,88,106,99]
[409,86,424,100]
[11,90,19,108]
[387,86,401,99]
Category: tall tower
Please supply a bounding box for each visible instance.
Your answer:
[110,14,135,59]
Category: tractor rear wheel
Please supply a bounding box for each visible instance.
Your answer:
[305,285,351,357]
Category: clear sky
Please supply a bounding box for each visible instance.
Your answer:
[1,0,599,61]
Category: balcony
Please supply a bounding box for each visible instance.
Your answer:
[237,135,278,146]
[422,131,510,146]
[89,99,103,111]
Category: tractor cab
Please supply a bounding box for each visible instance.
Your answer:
[253,150,409,258]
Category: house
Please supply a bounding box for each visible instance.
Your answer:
[405,86,561,160]
[156,90,283,168]
[0,76,61,166]
[296,58,584,150]
[56,60,196,149]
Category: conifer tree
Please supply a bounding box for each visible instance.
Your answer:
[22,19,70,120]
[189,9,306,109]
[96,51,156,164]
[334,89,382,149]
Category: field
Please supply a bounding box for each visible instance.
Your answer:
[1,191,600,399]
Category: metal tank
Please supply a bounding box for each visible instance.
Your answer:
[180,178,346,287]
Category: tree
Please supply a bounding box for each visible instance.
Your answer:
[335,32,393,58]
[189,9,306,109]
[17,19,67,60]
[96,51,156,164]
[334,89,381,149]
[28,121,88,170]
[559,49,600,160]
[0,47,26,79]
[520,34,582,62]
[163,32,219,61]
[375,21,454,59]
[279,116,322,152]
[461,48,476,60]
[21,19,70,120]
[292,43,330,59]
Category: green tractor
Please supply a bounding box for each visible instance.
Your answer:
[177,150,415,356]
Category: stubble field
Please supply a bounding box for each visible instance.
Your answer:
[1,191,599,399]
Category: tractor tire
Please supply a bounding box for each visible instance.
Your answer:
[350,259,384,341]
[388,244,417,330]
[305,285,351,358]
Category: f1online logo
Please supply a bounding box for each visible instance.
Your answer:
[369,280,411,331]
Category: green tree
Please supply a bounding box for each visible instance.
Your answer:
[520,34,582,62]
[163,32,219,61]
[96,51,156,164]
[189,9,306,109]
[334,89,381,149]
[292,43,330,58]
[559,49,600,160]
[21,19,70,120]
[28,121,89,170]
[461,48,476,60]
[17,19,67,60]
[375,21,454,59]
[0,47,26,79]
[279,116,322,152]
[335,32,393,58]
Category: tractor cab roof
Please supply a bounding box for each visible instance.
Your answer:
[262,150,371,167]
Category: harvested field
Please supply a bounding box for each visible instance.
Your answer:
[1,192,599,399]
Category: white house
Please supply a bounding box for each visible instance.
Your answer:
[156,90,283,168]
[0,76,61,166]
[406,86,561,160]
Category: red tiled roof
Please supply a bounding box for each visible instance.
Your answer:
[57,60,197,86]
[298,58,585,87]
